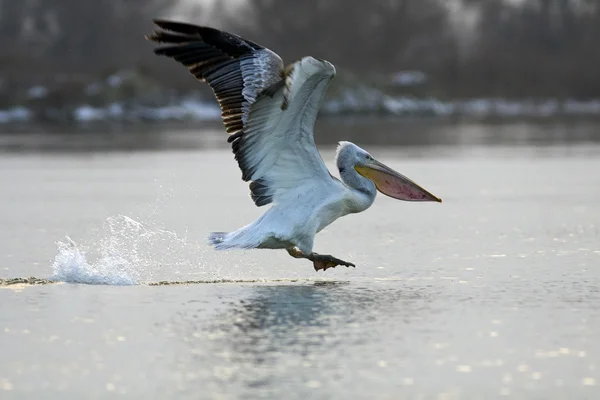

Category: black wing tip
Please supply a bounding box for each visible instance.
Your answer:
[227,131,243,144]
[152,18,171,26]
[147,19,198,43]
[249,179,273,207]
[149,19,233,40]
[146,20,261,58]
[148,19,264,51]
[152,19,201,33]
[251,196,272,207]
[230,134,254,182]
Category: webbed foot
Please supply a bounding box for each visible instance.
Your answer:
[286,247,356,271]
[309,253,356,272]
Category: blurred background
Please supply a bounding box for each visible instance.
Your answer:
[2,4,600,397]
[1,0,600,146]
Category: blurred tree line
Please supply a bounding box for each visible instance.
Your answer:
[0,0,171,89]
[460,0,600,98]
[1,0,599,99]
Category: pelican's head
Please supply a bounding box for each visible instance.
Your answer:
[336,141,442,203]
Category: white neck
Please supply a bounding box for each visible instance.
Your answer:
[337,163,376,214]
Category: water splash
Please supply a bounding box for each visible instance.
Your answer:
[50,215,203,285]
[50,236,137,285]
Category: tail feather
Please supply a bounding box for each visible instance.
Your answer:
[208,232,227,248]
[207,229,261,250]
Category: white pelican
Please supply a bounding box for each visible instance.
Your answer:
[147,20,442,271]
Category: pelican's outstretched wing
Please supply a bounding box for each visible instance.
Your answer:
[147,20,336,206]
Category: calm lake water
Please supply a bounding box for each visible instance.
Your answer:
[1,118,599,399]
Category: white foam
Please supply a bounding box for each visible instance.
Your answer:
[50,237,138,285]
[49,215,201,286]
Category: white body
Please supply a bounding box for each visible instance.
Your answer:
[210,57,376,254]
[149,21,439,258]
[216,173,374,254]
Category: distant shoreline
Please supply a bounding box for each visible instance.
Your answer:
[2,97,600,128]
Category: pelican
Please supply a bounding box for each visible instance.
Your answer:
[147,20,442,271]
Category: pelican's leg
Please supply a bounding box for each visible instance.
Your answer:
[286,247,306,259]
[286,247,355,272]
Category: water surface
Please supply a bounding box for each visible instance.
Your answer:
[1,119,599,399]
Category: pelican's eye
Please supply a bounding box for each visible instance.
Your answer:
[366,154,374,161]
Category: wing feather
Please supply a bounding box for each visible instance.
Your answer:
[232,57,337,202]
[147,19,283,136]
[147,21,336,206]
